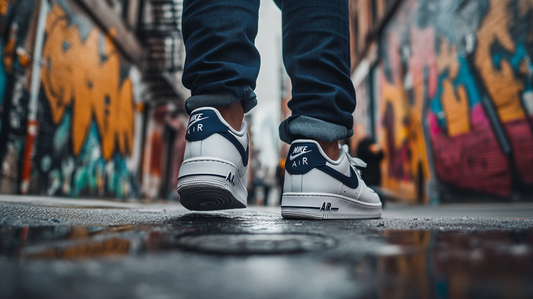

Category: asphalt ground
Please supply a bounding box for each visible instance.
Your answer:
[1,195,533,299]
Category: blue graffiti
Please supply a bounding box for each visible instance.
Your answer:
[431,53,482,131]
[69,120,134,199]
[492,43,532,92]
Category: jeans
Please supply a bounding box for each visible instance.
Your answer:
[182,0,355,143]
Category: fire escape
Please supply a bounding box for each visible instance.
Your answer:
[138,0,185,106]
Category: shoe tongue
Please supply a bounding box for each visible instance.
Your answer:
[346,153,367,168]
[350,157,367,168]
[340,144,367,168]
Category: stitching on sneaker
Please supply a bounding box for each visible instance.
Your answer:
[182,159,236,167]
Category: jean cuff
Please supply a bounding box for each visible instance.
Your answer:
[279,115,354,144]
[185,88,257,114]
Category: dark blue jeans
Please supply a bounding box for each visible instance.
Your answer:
[182,0,355,143]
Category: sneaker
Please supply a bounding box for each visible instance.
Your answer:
[177,107,249,210]
[281,140,382,219]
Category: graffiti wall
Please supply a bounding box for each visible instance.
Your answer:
[0,0,39,194]
[370,0,533,201]
[0,0,146,199]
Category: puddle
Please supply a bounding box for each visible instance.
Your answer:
[349,229,533,298]
[0,224,144,259]
[0,224,337,259]
[15,202,131,209]
[2,219,533,297]
[2,222,533,276]
[175,233,337,254]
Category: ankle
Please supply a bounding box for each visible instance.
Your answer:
[214,102,244,131]
[316,140,340,160]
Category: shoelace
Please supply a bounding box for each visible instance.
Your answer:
[341,144,367,176]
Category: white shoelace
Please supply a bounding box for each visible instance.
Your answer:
[341,144,367,175]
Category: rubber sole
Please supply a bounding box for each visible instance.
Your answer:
[177,158,247,211]
[177,177,246,211]
[281,193,381,220]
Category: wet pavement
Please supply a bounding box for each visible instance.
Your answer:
[1,196,533,298]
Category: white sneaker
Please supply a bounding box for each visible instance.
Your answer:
[281,140,382,219]
[177,107,249,210]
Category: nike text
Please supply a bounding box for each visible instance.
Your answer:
[289,146,312,161]
[188,113,209,130]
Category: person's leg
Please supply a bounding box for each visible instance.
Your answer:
[275,0,356,159]
[275,0,382,219]
[177,0,260,210]
[181,0,260,127]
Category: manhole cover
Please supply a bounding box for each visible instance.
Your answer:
[176,233,337,254]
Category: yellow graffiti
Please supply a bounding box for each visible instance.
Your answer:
[475,0,527,123]
[0,0,13,16]
[437,37,471,137]
[0,0,19,74]
[375,23,436,202]
[2,23,16,73]
[41,4,134,160]
[378,73,414,198]
[441,81,470,136]
[436,37,459,80]
[381,78,409,149]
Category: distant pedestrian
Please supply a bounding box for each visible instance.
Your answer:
[357,137,384,186]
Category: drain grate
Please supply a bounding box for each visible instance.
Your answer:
[176,233,337,254]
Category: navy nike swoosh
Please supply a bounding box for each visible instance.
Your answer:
[219,131,249,166]
[316,165,359,189]
[187,116,209,130]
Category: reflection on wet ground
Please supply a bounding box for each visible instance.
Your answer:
[364,230,533,298]
[2,206,533,298]
[0,224,141,259]
[2,222,533,297]
[0,225,338,258]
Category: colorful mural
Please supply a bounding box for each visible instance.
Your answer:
[41,3,135,160]
[0,0,189,201]
[0,0,145,198]
[364,0,533,201]
[33,0,140,198]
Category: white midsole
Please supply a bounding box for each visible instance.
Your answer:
[282,192,382,208]
[281,192,382,218]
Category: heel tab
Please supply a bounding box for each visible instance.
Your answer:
[186,109,249,167]
[286,141,326,175]
[290,140,341,164]
[190,107,246,135]
[186,109,226,141]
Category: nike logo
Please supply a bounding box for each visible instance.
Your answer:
[289,150,312,161]
[188,114,209,130]
[289,145,312,160]
[316,165,359,189]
